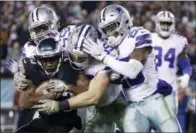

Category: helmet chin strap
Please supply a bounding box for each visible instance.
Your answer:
[159,31,171,39]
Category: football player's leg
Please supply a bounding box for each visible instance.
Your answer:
[77,108,87,131]
[123,105,150,132]
[84,108,115,132]
[165,90,178,115]
[112,96,127,132]
[148,95,181,132]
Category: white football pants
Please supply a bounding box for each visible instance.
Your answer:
[122,93,182,132]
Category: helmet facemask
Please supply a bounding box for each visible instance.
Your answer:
[35,37,62,76]
[29,21,59,44]
[155,11,175,38]
[99,4,133,47]
[28,7,60,44]
[68,49,90,70]
[37,54,62,76]
[68,24,97,70]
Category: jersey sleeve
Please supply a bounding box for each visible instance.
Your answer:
[178,36,188,54]
[133,28,152,49]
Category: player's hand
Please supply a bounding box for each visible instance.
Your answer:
[14,71,33,91]
[83,38,106,61]
[177,74,190,88]
[48,79,70,98]
[32,99,59,115]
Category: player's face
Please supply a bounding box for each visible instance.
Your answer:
[40,56,59,72]
[102,22,119,37]
[30,24,50,39]
[159,21,172,32]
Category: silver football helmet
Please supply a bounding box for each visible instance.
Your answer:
[35,37,63,76]
[28,7,59,43]
[155,11,175,38]
[98,4,133,47]
[68,24,98,70]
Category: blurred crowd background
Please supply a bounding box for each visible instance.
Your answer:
[0,1,195,132]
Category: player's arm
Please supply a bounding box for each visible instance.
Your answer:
[177,48,193,88]
[67,71,89,95]
[101,46,151,79]
[18,81,55,109]
[67,72,109,109]
[83,30,152,79]
[32,71,110,113]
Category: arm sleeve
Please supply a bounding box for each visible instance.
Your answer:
[178,57,193,76]
[103,55,143,79]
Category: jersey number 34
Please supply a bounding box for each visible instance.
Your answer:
[154,46,176,68]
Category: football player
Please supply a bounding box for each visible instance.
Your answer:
[32,24,126,133]
[152,11,192,115]
[82,4,182,132]
[23,6,60,57]
[15,37,88,133]
[4,6,61,130]
[11,6,61,91]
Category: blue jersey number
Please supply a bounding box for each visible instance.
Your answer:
[59,27,71,47]
[154,46,176,68]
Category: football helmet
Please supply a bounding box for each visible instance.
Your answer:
[98,4,133,47]
[68,24,98,70]
[35,37,63,76]
[155,11,175,38]
[28,7,59,43]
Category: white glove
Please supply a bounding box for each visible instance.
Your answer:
[14,71,33,91]
[32,99,59,115]
[83,38,106,61]
[177,74,190,88]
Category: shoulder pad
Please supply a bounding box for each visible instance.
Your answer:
[128,27,152,49]
[177,34,188,46]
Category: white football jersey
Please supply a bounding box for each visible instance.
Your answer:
[113,27,159,101]
[152,33,188,90]
[22,25,76,58]
[55,25,76,55]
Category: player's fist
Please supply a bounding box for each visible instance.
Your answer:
[36,79,70,99]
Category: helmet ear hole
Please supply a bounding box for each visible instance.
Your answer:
[125,20,129,24]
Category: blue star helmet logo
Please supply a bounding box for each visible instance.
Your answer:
[116,7,122,13]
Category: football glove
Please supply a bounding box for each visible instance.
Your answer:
[83,38,106,61]
[32,99,59,115]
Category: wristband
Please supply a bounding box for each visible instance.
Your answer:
[59,100,71,111]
